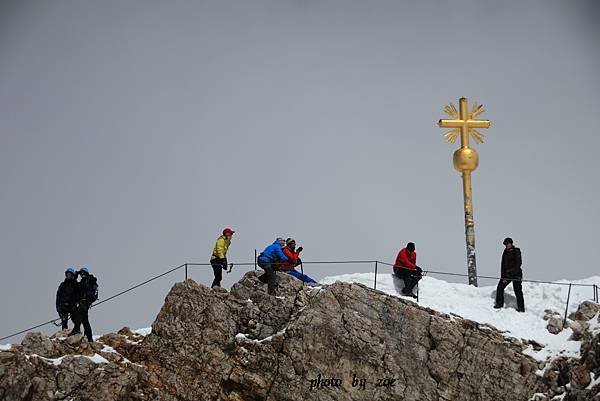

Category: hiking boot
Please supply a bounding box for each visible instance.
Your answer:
[268,288,277,296]
[493,304,502,309]
[68,330,81,336]
[517,308,525,313]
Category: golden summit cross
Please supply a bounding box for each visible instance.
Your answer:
[439,97,490,148]
[438,97,491,287]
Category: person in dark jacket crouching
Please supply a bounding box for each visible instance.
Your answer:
[494,237,525,312]
[56,267,78,330]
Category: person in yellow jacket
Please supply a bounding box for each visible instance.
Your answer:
[210,228,235,288]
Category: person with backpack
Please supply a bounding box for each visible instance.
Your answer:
[281,238,317,284]
[393,242,423,298]
[69,266,98,342]
[55,267,79,330]
[210,228,235,288]
[257,238,290,295]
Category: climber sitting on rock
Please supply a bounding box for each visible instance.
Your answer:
[393,242,423,298]
[281,238,317,284]
[257,238,290,296]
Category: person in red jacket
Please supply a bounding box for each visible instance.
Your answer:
[393,242,423,298]
[281,238,317,284]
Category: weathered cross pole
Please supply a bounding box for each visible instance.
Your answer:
[438,97,490,287]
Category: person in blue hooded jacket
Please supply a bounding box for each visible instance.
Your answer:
[257,238,290,295]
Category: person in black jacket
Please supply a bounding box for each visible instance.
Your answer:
[69,267,97,342]
[56,267,78,330]
[494,237,525,312]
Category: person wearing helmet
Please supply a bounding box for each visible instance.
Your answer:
[281,238,317,284]
[257,237,290,295]
[393,242,423,298]
[55,267,78,330]
[210,228,235,288]
[69,266,98,342]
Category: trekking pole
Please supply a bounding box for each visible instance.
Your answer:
[185,263,188,280]
[300,260,305,287]
[563,283,572,327]
[254,249,257,271]
[374,261,378,290]
[226,263,234,274]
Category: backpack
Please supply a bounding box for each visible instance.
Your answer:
[84,276,99,303]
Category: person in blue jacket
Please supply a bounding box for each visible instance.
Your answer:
[257,238,290,295]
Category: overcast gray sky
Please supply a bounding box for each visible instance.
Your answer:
[1,0,599,341]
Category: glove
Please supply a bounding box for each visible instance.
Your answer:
[416,266,423,274]
[222,258,228,270]
[297,246,303,253]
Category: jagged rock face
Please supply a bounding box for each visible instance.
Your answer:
[1,272,549,400]
[0,330,155,401]
[133,272,543,401]
[536,312,600,401]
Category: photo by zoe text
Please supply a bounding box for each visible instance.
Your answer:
[309,373,396,391]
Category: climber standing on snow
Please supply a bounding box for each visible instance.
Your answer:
[210,228,235,288]
[393,242,423,298]
[494,237,525,312]
[56,267,79,330]
[281,238,317,284]
[257,238,290,295]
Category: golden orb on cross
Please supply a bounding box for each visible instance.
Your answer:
[453,147,479,173]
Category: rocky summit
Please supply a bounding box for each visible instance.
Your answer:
[1,272,598,401]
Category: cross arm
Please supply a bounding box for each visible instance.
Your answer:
[438,119,491,129]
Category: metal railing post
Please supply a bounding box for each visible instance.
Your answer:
[185,263,188,280]
[374,261,378,290]
[563,283,572,326]
[254,249,257,271]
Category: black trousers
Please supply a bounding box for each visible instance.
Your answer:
[71,303,93,342]
[210,260,224,288]
[257,261,277,292]
[394,268,421,293]
[59,312,69,330]
[495,278,525,311]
